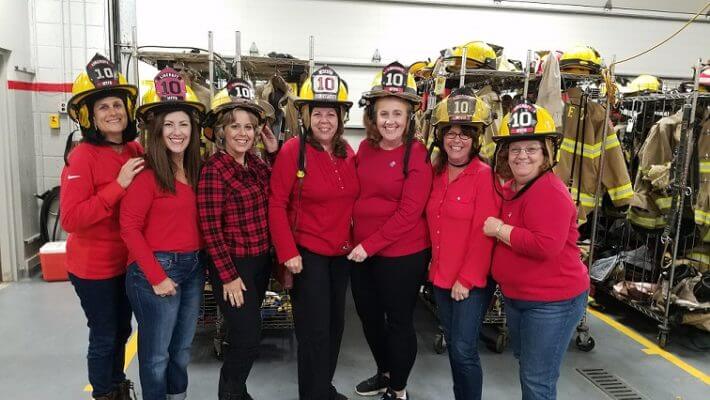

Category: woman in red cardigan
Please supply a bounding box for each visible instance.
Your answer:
[348,62,432,400]
[484,103,589,400]
[269,66,359,400]
[60,54,143,400]
[425,94,499,400]
[120,68,206,400]
[198,78,277,400]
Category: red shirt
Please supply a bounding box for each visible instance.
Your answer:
[198,151,273,283]
[492,172,590,301]
[353,140,432,257]
[426,159,500,290]
[269,137,359,263]
[120,170,203,285]
[60,141,143,279]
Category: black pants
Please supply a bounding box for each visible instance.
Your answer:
[350,249,430,391]
[291,247,351,400]
[209,254,271,399]
[69,273,132,397]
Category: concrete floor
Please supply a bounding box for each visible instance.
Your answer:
[0,279,708,400]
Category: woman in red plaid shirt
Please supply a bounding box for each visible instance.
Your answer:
[197,78,278,400]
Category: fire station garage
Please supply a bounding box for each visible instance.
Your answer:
[0,1,708,399]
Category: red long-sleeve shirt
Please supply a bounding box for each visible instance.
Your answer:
[60,141,143,279]
[198,151,273,284]
[120,170,203,285]
[269,137,359,263]
[353,140,432,257]
[492,172,590,301]
[426,159,500,290]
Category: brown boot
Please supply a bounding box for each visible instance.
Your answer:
[115,379,136,400]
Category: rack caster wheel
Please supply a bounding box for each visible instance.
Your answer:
[575,334,595,352]
[657,331,669,348]
[434,333,447,354]
[493,332,508,353]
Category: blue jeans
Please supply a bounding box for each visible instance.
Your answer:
[126,251,205,400]
[434,280,495,400]
[504,291,588,400]
[69,273,133,397]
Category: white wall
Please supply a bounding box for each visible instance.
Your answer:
[134,0,710,128]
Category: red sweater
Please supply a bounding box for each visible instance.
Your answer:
[492,172,590,301]
[120,170,203,285]
[426,159,500,289]
[269,137,359,263]
[353,140,432,257]
[60,141,143,279]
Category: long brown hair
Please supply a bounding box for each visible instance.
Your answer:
[302,104,349,158]
[432,124,484,175]
[362,97,414,147]
[144,109,202,193]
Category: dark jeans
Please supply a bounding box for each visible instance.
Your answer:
[69,272,133,398]
[350,249,430,391]
[434,280,495,400]
[291,247,351,400]
[208,253,271,399]
[125,251,205,400]
[505,291,588,400]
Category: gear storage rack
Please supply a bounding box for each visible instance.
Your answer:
[588,71,709,347]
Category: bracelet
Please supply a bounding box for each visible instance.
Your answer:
[495,222,504,237]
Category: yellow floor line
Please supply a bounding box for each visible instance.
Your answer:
[587,307,710,385]
[83,331,138,392]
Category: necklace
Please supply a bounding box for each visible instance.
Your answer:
[448,159,471,168]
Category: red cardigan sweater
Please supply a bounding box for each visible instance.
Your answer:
[269,137,359,263]
[60,141,143,279]
[426,159,500,289]
[492,172,590,301]
[120,170,203,285]
[353,140,432,257]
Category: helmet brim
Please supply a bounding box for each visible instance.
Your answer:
[492,132,562,143]
[135,101,206,124]
[68,85,138,122]
[294,99,353,110]
[360,90,421,105]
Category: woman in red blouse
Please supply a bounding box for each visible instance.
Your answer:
[197,78,277,400]
[269,66,359,400]
[348,62,432,400]
[425,94,499,400]
[484,103,589,400]
[120,68,207,400]
[60,54,143,400]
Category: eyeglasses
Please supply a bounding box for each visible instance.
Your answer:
[444,132,472,141]
[509,147,542,156]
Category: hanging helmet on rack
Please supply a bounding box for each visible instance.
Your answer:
[444,41,497,73]
[295,65,352,127]
[135,67,206,124]
[202,78,274,141]
[621,74,663,96]
[68,53,138,130]
[560,45,602,75]
[408,60,432,82]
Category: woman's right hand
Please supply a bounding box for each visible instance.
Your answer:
[284,255,303,274]
[451,280,470,302]
[223,277,247,308]
[117,157,145,189]
[153,277,178,297]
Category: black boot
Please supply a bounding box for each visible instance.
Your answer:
[115,379,136,400]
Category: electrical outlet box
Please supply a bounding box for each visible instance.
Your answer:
[49,114,60,129]
[58,102,67,114]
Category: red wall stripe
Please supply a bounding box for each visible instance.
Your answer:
[7,80,72,93]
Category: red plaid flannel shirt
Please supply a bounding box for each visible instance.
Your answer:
[198,150,273,283]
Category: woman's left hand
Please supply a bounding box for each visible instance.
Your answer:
[347,244,368,263]
[483,216,503,237]
[260,124,279,154]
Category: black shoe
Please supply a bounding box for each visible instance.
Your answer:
[114,379,136,400]
[356,373,390,396]
[330,385,349,400]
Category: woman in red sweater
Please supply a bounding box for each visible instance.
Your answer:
[484,103,589,400]
[120,68,207,400]
[425,94,499,400]
[198,78,277,400]
[60,54,143,400]
[348,62,432,400]
[269,66,359,400]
